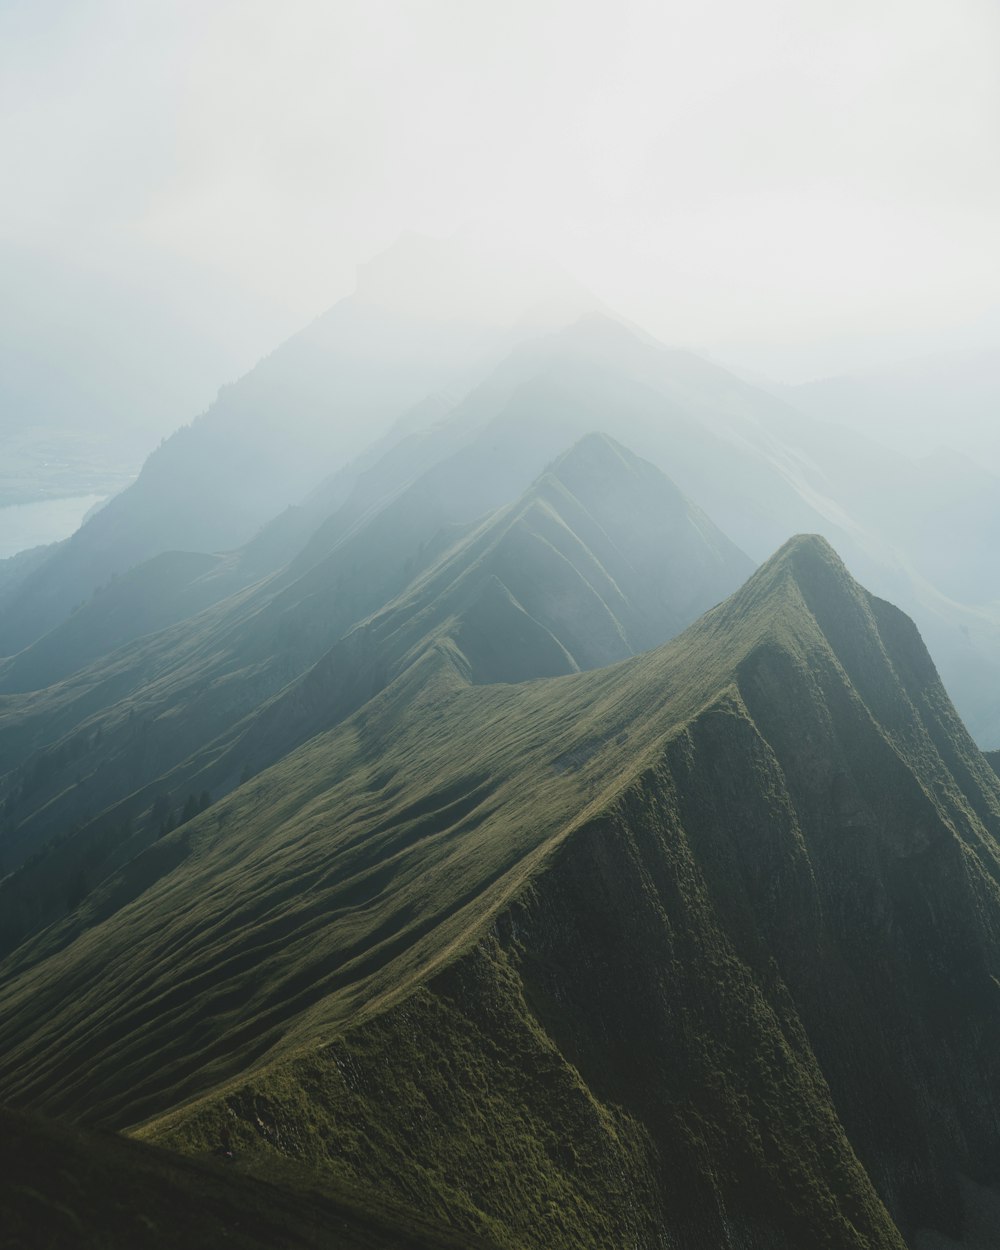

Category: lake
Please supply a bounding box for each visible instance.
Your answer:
[0,494,107,560]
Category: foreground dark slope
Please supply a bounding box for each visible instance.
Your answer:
[0,1108,498,1250]
[3,537,1000,1246]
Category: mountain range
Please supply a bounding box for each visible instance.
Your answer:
[3,242,999,749]
[3,235,1000,1248]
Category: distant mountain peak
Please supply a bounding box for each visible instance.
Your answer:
[547,430,639,474]
[771,531,843,570]
[724,532,855,624]
[734,532,849,594]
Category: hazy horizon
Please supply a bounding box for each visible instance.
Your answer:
[3,0,1000,559]
[2,0,999,447]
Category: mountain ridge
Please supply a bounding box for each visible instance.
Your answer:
[3,534,1000,1246]
[150,431,752,804]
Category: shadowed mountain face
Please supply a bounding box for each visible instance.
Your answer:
[3,536,1000,1248]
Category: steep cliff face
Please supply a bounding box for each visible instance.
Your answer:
[5,537,1000,1248]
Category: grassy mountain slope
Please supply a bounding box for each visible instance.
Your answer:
[0,550,227,693]
[0,510,330,698]
[0,398,549,869]
[222,432,752,780]
[3,537,1000,1246]
[0,303,835,820]
[0,431,749,950]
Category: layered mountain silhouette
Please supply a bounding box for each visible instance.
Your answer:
[5,279,998,747]
[0,235,596,652]
[3,534,1000,1248]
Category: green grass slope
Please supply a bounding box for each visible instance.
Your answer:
[3,537,1000,1246]
[1,550,226,691]
[0,523,310,697]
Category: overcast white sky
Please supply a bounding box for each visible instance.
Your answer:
[2,0,999,432]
